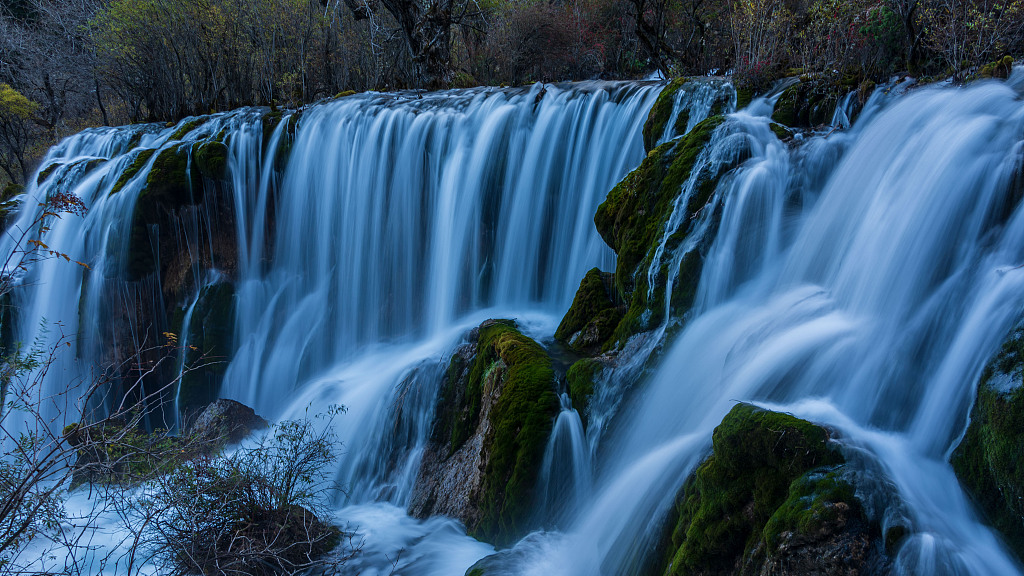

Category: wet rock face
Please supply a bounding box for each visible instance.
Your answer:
[410,319,560,546]
[188,398,269,446]
[409,338,489,528]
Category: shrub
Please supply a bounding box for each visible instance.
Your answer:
[136,409,353,575]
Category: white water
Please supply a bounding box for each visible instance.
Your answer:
[5,75,1024,575]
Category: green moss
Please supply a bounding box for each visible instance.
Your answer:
[429,320,561,543]
[192,140,229,180]
[334,90,357,99]
[735,88,754,110]
[772,85,800,128]
[643,78,688,152]
[761,469,856,549]
[145,146,202,203]
[169,116,208,141]
[771,80,842,129]
[36,163,59,185]
[594,115,731,349]
[555,268,622,354]
[0,182,23,223]
[663,404,847,576]
[110,149,156,195]
[769,123,791,140]
[566,358,602,426]
[952,326,1024,560]
[474,321,560,545]
[466,569,485,576]
[70,419,187,487]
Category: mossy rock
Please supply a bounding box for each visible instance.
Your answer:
[771,80,843,129]
[144,145,203,205]
[110,149,156,195]
[192,140,229,181]
[566,358,603,427]
[177,282,237,419]
[734,88,755,110]
[951,325,1024,560]
[659,403,872,576]
[431,319,560,545]
[593,115,733,349]
[68,418,188,487]
[0,182,24,224]
[261,110,302,172]
[121,145,207,279]
[978,56,1014,80]
[555,268,622,355]
[36,162,60,185]
[644,78,689,152]
[168,116,209,141]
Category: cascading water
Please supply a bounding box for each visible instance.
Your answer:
[508,80,1024,575]
[6,70,1024,576]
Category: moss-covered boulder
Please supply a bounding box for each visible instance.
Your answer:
[657,404,882,576]
[411,319,560,545]
[192,140,229,181]
[589,115,735,350]
[771,78,847,129]
[555,268,622,355]
[978,56,1014,80]
[952,325,1024,560]
[176,281,237,420]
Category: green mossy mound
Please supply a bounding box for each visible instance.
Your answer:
[261,109,301,171]
[592,115,732,349]
[176,282,237,419]
[952,325,1024,560]
[659,404,874,576]
[555,268,622,355]
[431,319,560,545]
[643,79,733,152]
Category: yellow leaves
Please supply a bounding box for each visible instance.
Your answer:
[0,83,38,120]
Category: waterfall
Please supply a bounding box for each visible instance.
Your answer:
[5,73,1024,576]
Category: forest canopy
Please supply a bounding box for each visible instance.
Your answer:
[1,0,1022,188]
